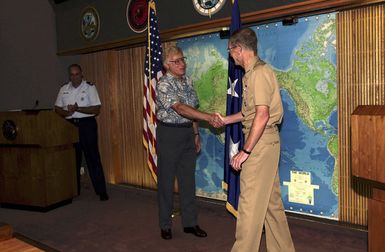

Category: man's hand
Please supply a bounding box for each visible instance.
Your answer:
[230,151,249,171]
[209,113,225,128]
[194,134,201,153]
[55,105,74,117]
[67,103,78,113]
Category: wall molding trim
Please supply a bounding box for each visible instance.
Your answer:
[58,0,384,55]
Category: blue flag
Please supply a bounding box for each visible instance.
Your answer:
[224,0,244,217]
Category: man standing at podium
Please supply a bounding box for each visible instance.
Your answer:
[54,64,109,201]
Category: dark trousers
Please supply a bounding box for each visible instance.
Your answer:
[156,124,197,229]
[69,117,107,196]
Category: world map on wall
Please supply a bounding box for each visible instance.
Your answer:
[177,13,338,219]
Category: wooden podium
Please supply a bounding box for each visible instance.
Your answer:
[351,105,385,252]
[0,110,78,210]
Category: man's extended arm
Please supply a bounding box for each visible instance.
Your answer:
[74,104,101,115]
[54,106,72,118]
[172,102,211,121]
[172,102,222,126]
[54,104,101,118]
[220,111,244,125]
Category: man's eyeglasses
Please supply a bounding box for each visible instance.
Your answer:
[227,46,238,53]
[169,57,187,65]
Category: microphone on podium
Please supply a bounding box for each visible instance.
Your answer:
[32,100,39,109]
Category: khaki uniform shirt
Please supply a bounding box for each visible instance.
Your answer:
[241,56,283,135]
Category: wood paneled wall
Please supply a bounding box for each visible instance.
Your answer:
[337,4,385,225]
[80,48,157,189]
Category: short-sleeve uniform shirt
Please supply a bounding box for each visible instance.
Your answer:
[156,73,198,124]
[55,80,101,119]
[241,57,283,135]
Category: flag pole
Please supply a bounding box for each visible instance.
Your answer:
[148,0,153,124]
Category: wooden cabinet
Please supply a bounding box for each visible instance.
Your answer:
[368,189,385,252]
[351,105,385,184]
[0,110,78,210]
[351,105,385,252]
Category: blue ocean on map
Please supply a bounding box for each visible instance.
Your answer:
[195,129,224,193]
[279,89,338,217]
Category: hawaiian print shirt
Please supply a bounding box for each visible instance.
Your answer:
[156,72,199,124]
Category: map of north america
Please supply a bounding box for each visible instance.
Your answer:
[177,13,338,219]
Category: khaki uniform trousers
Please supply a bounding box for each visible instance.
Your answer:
[231,127,295,252]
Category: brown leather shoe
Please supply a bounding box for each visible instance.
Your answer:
[161,229,172,240]
[183,225,207,237]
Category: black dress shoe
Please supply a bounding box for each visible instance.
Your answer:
[99,193,109,201]
[183,225,207,237]
[161,229,172,240]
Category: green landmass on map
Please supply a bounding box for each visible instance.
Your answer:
[193,49,227,116]
[275,17,338,196]
[276,18,336,135]
[328,135,338,195]
[186,45,227,138]
[194,60,227,115]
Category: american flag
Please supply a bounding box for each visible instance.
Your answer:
[143,0,163,182]
[224,0,243,217]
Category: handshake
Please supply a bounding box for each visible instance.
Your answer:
[208,112,226,128]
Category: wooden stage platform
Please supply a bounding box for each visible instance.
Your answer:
[0,223,45,252]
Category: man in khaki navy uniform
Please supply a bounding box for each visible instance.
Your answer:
[219,28,295,251]
[55,64,109,201]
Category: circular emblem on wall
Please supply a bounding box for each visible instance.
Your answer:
[2,120,17,141]
[126,0,148,33]
[80,6,100,41]
[193,0,226,16]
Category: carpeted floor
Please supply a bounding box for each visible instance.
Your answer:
[0,180,367,252]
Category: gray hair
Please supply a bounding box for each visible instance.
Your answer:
[162,46,183,64]
[229,28,257,54]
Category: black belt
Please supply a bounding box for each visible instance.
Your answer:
[158,121,192,128]
[67,117,95,124]
[265,124,277,129]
